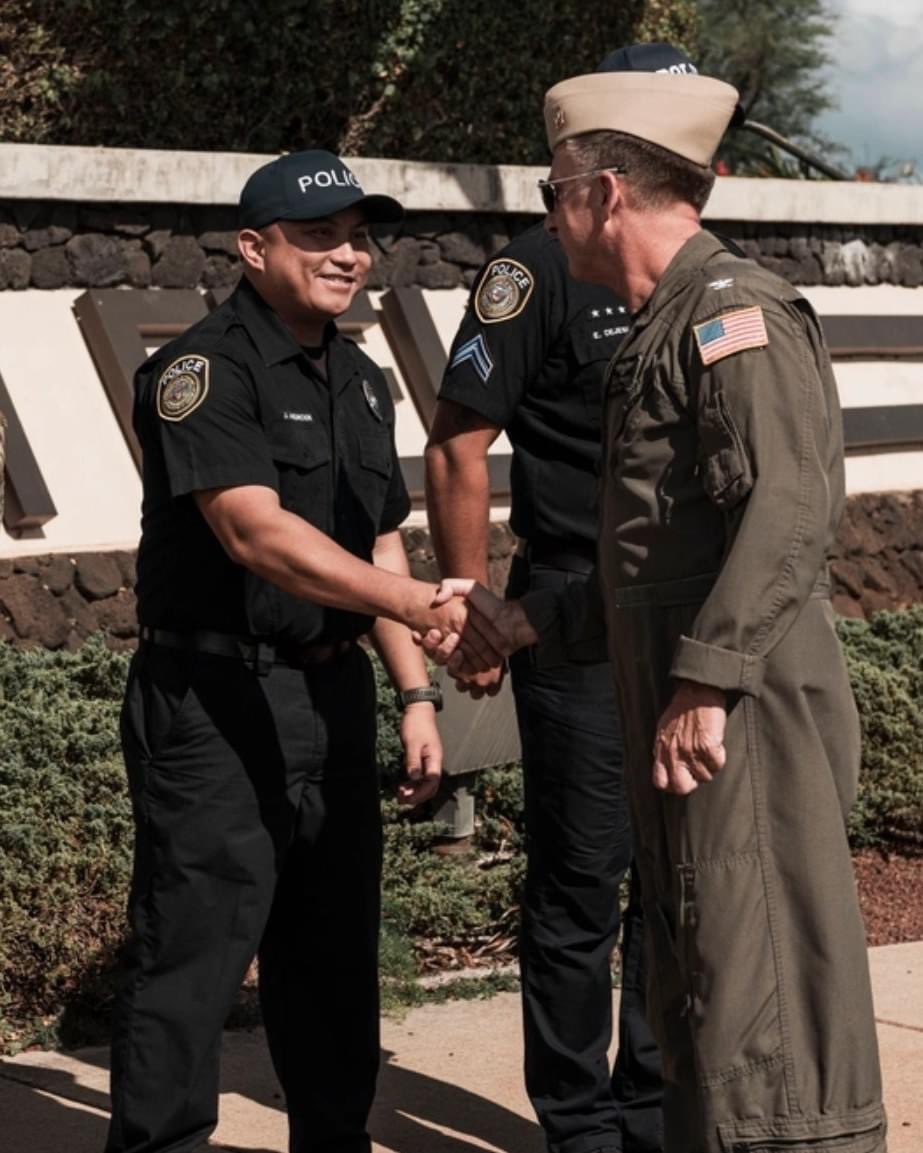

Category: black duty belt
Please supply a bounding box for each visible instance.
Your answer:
[138,626,352,675]
[515,537,596,575]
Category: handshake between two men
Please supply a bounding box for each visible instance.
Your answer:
[421,578,536,687]
[420,579,727,799]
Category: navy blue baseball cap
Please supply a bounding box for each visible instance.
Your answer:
[597,42,747,127]
[597,41,698,75]
[239,150,404,230]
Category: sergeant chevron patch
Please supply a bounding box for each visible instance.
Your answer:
[449,334,494,384]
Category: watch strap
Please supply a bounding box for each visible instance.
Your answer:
[398,684,443,712]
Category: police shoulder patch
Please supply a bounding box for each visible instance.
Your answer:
[475,258,534,324]
[693,306,768,366]
[156,355,210,422]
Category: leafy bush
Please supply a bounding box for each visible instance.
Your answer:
[0,637,132,1052]
[0,1,696,164]
[0,605,920,1051]
[837,605,923,850]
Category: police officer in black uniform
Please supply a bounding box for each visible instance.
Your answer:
[106,151,491,1153]
[425,45,704,1153]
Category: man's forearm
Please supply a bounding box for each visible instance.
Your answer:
[425,441,491,582]
[198,489,438,630]
[370,531,433,691]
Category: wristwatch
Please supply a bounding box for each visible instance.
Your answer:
[398,682,444,712]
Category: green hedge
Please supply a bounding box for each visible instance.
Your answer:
[0,639,132,1051]
[0,606,920,1051]
[1,1,696,165]
[840,607,923,849]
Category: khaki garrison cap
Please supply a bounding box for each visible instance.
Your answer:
[544,71,739,166]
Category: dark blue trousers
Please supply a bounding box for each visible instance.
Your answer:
[107,641,381,1153]
[509,557,663,1153]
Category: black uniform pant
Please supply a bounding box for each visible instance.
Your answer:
[106,641,382,1153]
[508,557,663,1153]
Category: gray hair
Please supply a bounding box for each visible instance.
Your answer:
[564,131,716,214]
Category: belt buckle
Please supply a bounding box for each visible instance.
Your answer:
[245,641,274,677]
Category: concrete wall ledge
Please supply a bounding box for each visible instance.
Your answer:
[2,143,923,224]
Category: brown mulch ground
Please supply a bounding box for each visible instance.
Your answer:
[854,850,923,947]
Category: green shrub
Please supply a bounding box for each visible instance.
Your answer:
[0,1,696,164]
[0,605,920,1051]
[0,637,132,1052]
[837,605,923,850]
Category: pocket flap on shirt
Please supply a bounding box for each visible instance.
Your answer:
[359,434,392,478]
[269,426,331,469]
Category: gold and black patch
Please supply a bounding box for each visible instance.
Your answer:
[156,355,210,422]
[474,258,534,324]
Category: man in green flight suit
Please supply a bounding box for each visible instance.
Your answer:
[424,65,888,1153]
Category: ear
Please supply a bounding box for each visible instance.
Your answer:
[237,228,265,272]
[597,170,621,218]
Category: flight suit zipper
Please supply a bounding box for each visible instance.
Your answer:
[678,862,699,1021]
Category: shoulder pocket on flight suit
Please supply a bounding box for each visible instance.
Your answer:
[698,391,753,509]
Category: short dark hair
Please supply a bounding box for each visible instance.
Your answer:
[564,130,715,214]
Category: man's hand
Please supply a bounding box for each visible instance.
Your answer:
[396,703,443,807]
[418,580,538,678]
[411,583,507,672]
[452,662,506,700]
[652,679,727,795]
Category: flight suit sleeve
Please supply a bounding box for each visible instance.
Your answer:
[670,297,839,697]
[143,350,278,497]
[438,239,562,425]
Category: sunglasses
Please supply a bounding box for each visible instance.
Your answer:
[537,166,627,213]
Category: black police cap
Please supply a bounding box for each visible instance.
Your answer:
[239,150,404,230]
[597,41,698,75]
[596,41,746,127]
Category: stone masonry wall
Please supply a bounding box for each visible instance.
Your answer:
[0,494,920,651]
[1,199,921,647]
[2,200,923,291]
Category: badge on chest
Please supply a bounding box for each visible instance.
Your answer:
[362,378,383,421]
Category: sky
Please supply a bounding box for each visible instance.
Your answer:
[816,0,923,173]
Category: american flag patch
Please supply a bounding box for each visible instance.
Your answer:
[693,306,768,365]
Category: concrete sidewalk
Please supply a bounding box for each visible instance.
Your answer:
[2,942,920,1153]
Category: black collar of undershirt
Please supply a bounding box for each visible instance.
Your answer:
[230,277,338,368]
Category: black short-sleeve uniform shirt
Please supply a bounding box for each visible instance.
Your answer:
[133,278,410,645]
[439,223,629,546]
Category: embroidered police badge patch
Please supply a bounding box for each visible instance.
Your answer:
[475,258,534,324]
[156,355,209,422]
